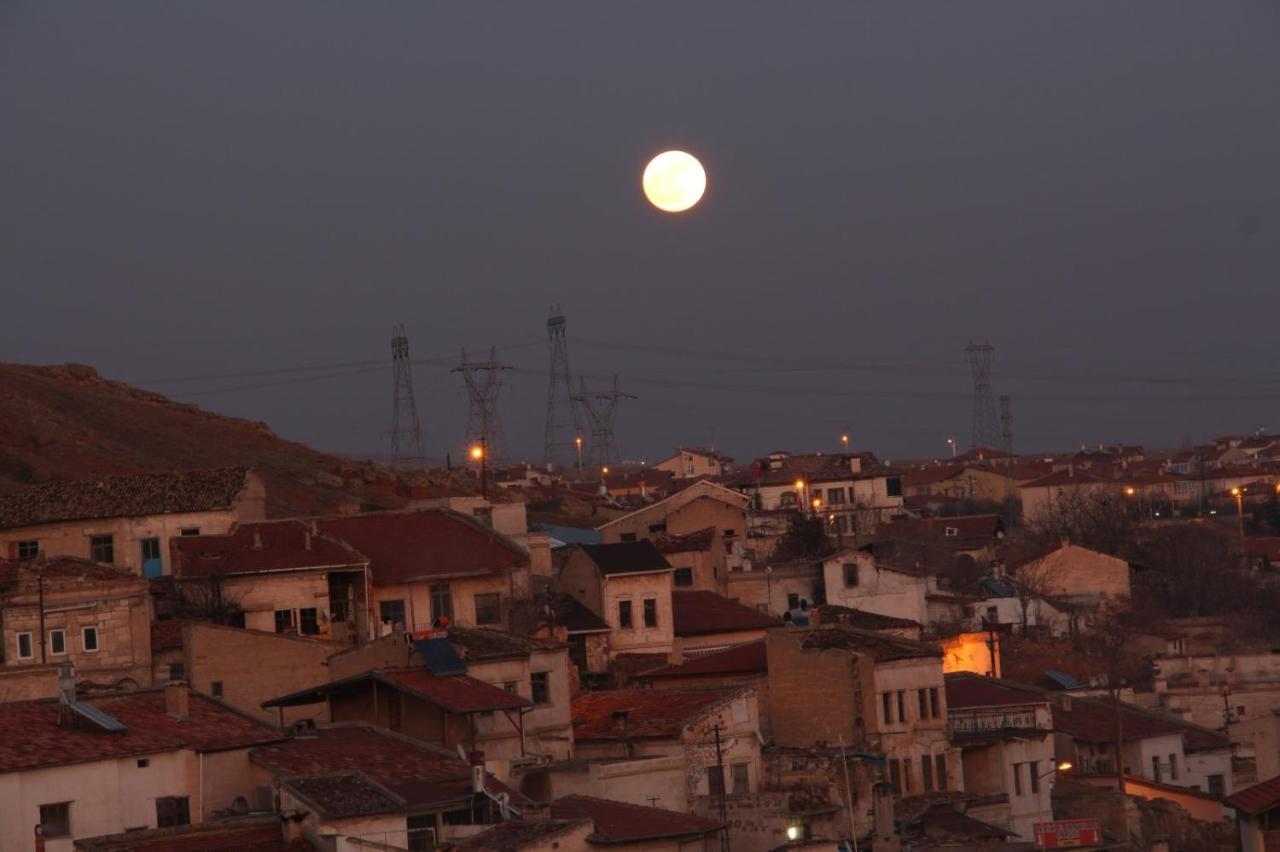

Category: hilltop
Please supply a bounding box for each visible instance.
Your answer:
[0,363,454,517]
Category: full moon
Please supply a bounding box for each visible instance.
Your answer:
[642,150,706,213]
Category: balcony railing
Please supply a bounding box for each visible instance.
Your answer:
[950,707,1047,735]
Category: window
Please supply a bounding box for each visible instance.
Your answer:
[39,802,71,838]
[1169,754,1178,780]
[708,764,725,799]
[211,681,223,698]
[179,527,200,537]
[1029,761,1041,794]
[274,609,296,634]
[918,689,928,719]
[156,796,190,828]
[137,758,149,768]
[408,814,435,852]
[648,522,668,533]
[922,755,934,792]
[886,476,903,497]
[882,692,892,725]
[673,567,694,587]
[827,488,846,505]
[475,593,501,625]
[618,600,633,629]
[531,671,550,705]
[1152,755,1161,783]
[935,754,947,791]
[90,534,114,563]
[380,599,406,628]
[843,564,859,587]
[299,608,320,635]
[430,583,452,622]
[889,759,901,795]
[141,538,162,561]
[896,691,905,723]
[503,681,518,694]
[902,760,911,793]
[929,687,940,718]
[643,598,657,628]
[1012,763,1023,796]
[787,593,800,610]
[168,662,185,681]
[16,540,38,559]
[82,626,99,652]
[17,632,33,661]
[1208,774,1225,797]
[732,763,750,796]
[472,507,493,527]
[619,532,637,542]
[780,492,797,508]
[49,629,66,656]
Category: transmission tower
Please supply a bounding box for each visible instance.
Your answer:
[966,341,1001,450]
[999,395,1014,454]
[573,375,636,468]
[543,304,582,468]
[389,324,425,470]
[453,347,509,464]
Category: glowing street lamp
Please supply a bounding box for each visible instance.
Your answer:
[793,479,806,512]
[470,439,487,498]
[1232,486,1245,540]
[946,437,956,458]
[840,434,850,452]
[574,436,584,472]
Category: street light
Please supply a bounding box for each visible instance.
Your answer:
[793,479,806,511]
[1038,761,1073,779]
[841,434,850,452]
[575,436,583,472]
[469,439,487,498]
[1232,487,1245,540]
[811,496,823,517]
[946,437,956,458]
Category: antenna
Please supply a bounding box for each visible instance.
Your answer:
[573,375,636,467]
[390,324,426,470]
[543,304,582,468]
[966,341,1001,451]
[999,395,1014,454]
[453,347,509,465]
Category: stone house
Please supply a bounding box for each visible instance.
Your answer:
[636,640,771,735]
[0,682,280,852]
[250,724,520,850]
[568,686,762,813]
[820,550,929,625]
[0,469,266,578]
[555,542,675,663]
[765,627,959,799]
[944,673,1057,841]
[654,527,722,592]
[170,520,372,642]
[1155,650,1280,730]
[326,626,577,767]
[541,593,612,685]
[1226,775,1280,852]
[1232,710,1280,788]
[1002,542,1132,608]
[725,559,824,618]
[0,556,153,692]
[1017,469,1115,525]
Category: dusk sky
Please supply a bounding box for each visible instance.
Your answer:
[3,3,1279,465]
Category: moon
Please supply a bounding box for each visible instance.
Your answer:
[642,150,706,213]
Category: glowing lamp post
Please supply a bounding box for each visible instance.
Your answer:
[575,436,583,472]
[1232,487,1245,541]
[470,440,487,498]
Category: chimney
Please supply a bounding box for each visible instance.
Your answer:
[252,528,263,550]
[57,663,76,705]
[165,682,189,719]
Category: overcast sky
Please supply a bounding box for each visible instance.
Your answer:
[3,3,1278,466]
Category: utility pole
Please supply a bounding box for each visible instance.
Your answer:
[573,375,636,468]
[966,341,1000,451]
[714,723,729,852]
[454,347,509,466]
[543,304,582,468]
[389,325,426,470]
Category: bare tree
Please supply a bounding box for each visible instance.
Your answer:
[1005,557,1059,635]
[1024,487,1131,556]
[171,573,246,625]
[1080,604,1150,789]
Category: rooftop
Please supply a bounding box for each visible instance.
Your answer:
[551,795,722,843]
[71,815,296,852]
[945,672,1049,709]
[0,688,281,773]
[1227,774,1280,816]
[0,468,253,530]
[810,604,921,631]
[263,668,531,714]
[792,625,941,662]
[637,639,768,680]
[282,771,407,819]
[0,554,146,595]
[447,626,561,661]
[572,687,741,741]
[653,526,716,554]
[171,519,365,578]
[547,592,611,633]
[672,590,780,636]
[452,817,590,851]
[579,540,673,576]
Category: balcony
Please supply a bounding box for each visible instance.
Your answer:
[949,707,1049,737]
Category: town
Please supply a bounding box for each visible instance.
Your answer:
[3,348,1280,852]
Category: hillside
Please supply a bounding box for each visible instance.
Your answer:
[0,362,452,517]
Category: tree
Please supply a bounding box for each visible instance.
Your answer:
[1080,604,1150,789]
[1129,524,1245,618]
[1005,557,1059,636]
[1024,487,1132,556]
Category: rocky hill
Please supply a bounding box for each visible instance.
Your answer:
[0,363,454,517]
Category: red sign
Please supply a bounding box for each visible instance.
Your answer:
[1033,819,1102,848]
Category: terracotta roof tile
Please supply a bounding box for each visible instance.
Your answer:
[282,771,405,818]
[794,626,941,661]
[572,687,740,740]
[0,468,252,530]
[0,555,144,594]
[637,639,767,680]
[672,590,780,636]
[548,593,610,633]
[653,527,716,554]
[579,541,672,576]
[945,673,1049,708]
[811,604,921,631]
[452,818,590,851]
[551,795,722,842]
[1227,774,1280,815]
[171,520,365,578]
[264,668,530,714]
[72,816,289,852]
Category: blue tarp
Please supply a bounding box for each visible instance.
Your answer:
[414,638,467,676]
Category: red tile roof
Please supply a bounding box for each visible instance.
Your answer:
[654,526,716,554]
[903,465,966,488]
[637,639,767,680]
[795,626,941,661]
[0,690,281,772]
[262,668,530,714]
[551,795,722,843]
[672,590,780,636]
[945,673,1048,709]
[579,541,672,576]
[572,687,740,741]
[453,817,590,851]
[171,520,365,578]
[1020,468,1110,488]
[547,593,610,633]
[811,604,920,631]
[0,555,145,594]
[72,816,290,852]
[314,510,527,585]
[251,725,498,810]
[1227,774,1280,815]
[0,468,253,530]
